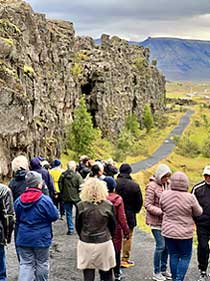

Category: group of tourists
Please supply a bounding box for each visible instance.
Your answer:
[0,154,209,281]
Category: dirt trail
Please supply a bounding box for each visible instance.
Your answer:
[6,219,200,281]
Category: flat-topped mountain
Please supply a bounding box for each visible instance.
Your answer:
[138,37,210,81]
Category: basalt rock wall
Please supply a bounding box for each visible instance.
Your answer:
[0,0,165,177]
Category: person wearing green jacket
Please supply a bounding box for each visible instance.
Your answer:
[59,161,83,235]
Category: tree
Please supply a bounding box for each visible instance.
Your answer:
[143,104,154,133]
[66,96,97,158]
[125,113,141,139]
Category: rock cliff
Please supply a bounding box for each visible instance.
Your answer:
[0,0,165,177]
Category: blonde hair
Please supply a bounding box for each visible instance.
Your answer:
[12,155,29,172]
[80,178,108,204]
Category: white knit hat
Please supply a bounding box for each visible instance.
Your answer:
[12,155,29,172]
[203,166,210,176]
[155,164,172,181]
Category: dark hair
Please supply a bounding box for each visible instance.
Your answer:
[89,164,101,177]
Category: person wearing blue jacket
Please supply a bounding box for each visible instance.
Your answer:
[14,171,59,281]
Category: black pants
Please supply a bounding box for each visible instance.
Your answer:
[83,269,113,281]
[197,225,210,271]
[53,193,65,216]
[113,251,121,277]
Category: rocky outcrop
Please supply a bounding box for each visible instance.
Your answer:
[0,0,165,177]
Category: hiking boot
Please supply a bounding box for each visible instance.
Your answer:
[120,260,135,268]
[153,272,166,281]
[198,271,208,281]
[161,271,172,280]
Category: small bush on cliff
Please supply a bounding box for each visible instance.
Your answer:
[134,57,148,72]
[66,96,97,158]
[143,104,154,133]
[71,63,83,79]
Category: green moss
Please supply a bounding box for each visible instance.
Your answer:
[134,57,148,72]
[70,63,83,78]
[0,19,21,34]
[23,65,35,78]
[0,60,18,78]
[1,37,13,46]
[75,51,89,62]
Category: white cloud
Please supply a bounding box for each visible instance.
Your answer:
[27,0,210,41]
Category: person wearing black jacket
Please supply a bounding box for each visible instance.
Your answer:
[0,183,15,281]
[9,155,29,201]
[116,163,143,268]
[192,165,210,281]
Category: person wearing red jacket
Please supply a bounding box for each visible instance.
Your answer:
[104,176,129,281]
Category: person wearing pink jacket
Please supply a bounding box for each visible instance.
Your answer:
[160,171,202,281]
[145,164,172,281]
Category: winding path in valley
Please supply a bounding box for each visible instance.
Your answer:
[131,109,194,173]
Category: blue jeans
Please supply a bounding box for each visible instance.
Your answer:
[165,238,192,281]
[151,229,168,274]
[64,202,74,233]
[0,245,7,281]
[18,247,49,281]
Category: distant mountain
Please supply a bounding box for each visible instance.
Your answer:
[94,37,210,81]
[139,37,210,81]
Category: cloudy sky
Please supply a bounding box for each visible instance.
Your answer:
[27,0,210,41]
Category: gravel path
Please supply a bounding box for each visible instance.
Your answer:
[131,109,194,173]
[6,219,200,281]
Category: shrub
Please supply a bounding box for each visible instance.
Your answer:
[65,96,97,158]
[151,59,157,66]
[125,113,141,139]
[70,63,83,79]
[176,135,200,157]
[134,57,148,72]
[114,128,134,161]
[154,111,168,129]
[202,138,210,158]
[143,104,154,133]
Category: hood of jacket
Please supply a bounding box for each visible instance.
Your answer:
[170,171,189,192]
[15,169,27,181]
[107,193,122,207]
[155,164,171,184]
[30,157,42,170]
[19,187,43,208]
[117,173,132,180]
